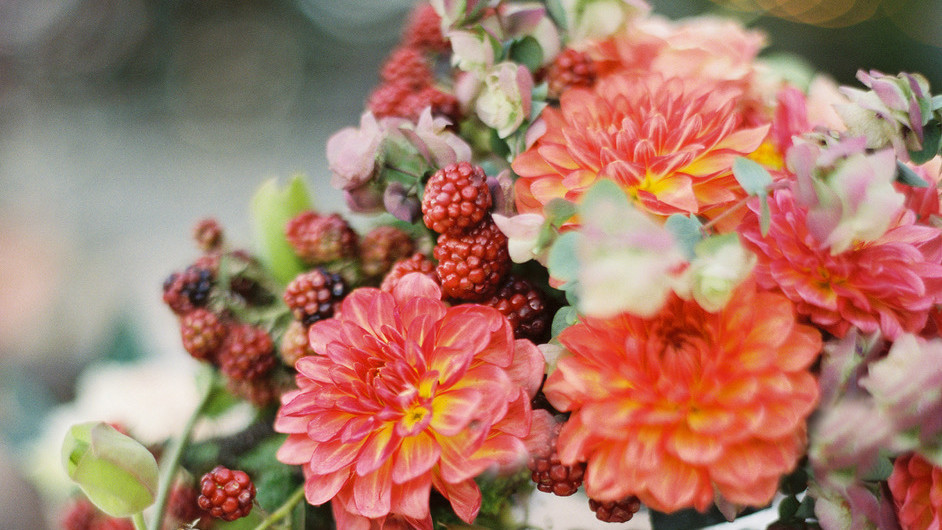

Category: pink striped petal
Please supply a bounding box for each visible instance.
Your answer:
[304,469,349,506]
[391,433,441,484]
[430,387,483,436]
[355,425,401,476]
[353,461,392,518]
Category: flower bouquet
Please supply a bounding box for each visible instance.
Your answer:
[60,1,942,529]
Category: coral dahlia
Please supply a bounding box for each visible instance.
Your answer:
[542,279,820,512]
[889,452,942,530]
[740,188,942,339]
[274,273,545,528]
[512,73,768,226]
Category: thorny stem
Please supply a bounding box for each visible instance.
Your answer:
[253,485,306,530]
[149,368,219,530]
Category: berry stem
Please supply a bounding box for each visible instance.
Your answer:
[253,484,305,530]
[132,512,147,530]
[149,367,219,530]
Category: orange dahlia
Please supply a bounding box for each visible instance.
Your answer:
[274,274,544,528]
[512,73,768,226]
[889,453,942,530]
[542,279,820,512]
[740,188,942,339]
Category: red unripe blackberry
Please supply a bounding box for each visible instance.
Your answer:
[403,3,449,53]
[368,81,414,120]
[166,483,209,527]
[408,85,461,124]
[162,266,214,315]
[91,518,134,530]
[528,421,585,497]
[483,276,551,342]
[197,466,256,522]
[61,498,97,530]
[380,252,439,292]
[434,217,511,301]
[545,47,597,99]
[422,162,492,236]
[285,212,359,265]
[588,495,642,523]
[180,308,228,362]
[283,269,347,326]
[380,46,433,88]
[226,375,282,408]
[192,217,224,252]
[280,320,316,366]
[360,225,416,279]
[217,323,275,381]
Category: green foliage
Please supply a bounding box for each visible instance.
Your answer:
[236,434,300,513]
[250,175,314,285]
[508,36,543,73]
[546,231,580,285]
[909,118,941,165]
[732,157,774,196]
[896,159,930,187]
[665,214,703,260]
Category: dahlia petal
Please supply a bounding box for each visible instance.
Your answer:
[307,319,349,356]
[584,442,632,501]
[310,437,362,475]
[667,424,723,465]
[400,299,445,348]
[505,339,545,399]
[390,475,433,520]
[391,433,440,484]
[715,472,780,508]
[330,502,370,530]
[355,425,401,476]
[294,356,335,383]
[353,462,392,518]
[304,469,350,506]
[437,432,491,483]
[342,288,397,338]
[274,404,313,434]
[645,454,711,513]
[434,475,482,524]
[473,432,528,469]
[430,387,483,436]
[776,326,822,372]
[304,410,355,442]
[391,273,442,306]
[276,434,317,465]
[491,389,533,438]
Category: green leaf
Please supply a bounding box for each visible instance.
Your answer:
[62,422,159,517]
[543,198,577,227]
[932,95,942,111]
[546,231,580,284]
[778,495,800,520]
[794,495,817,520]
[665,214,702,260]
[551,305,578,338]
[896,159,930,187]
[509,36,543,73]
[759,194,772,236]
[733,157,774,196]
[250,175,313,285]
[578,178,631,215]
[545,0,568,30]
[862,453,894,482]
[909,119,942,165]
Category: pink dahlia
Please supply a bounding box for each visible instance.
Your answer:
[274,273,545,528]
[889,452,942,530]
[543,279,821,512]
[740,188,942,339]
[512,74,768,227]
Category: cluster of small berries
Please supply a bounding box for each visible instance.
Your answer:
[197,466,257,522]
[367,4,459,123]
[541,47,598,100]
[420,161,552,341]
[163,218,290,407]
[60,498,135,530]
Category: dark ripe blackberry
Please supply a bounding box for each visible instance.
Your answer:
[483,276,551,342]
[283,269,347,326]
[163,266,214,315]
[528,421,585,497]
[588,496,642,523]
[198,466,256,522]
[217,324,276,381]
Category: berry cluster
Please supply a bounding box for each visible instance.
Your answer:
[197,466,256,522]
[588,495,643,523]
[61,498,135,530]
[366,4,459,123]
[527,420,586,497]
[543,47,598,99]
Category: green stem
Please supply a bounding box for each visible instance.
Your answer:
[253,485,306,530]
[149,369,218,530]
[132,512,147,530]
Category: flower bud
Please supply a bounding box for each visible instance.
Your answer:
[326,111,385,191]
[475,62,533,138]
[447,29,499,75]
[561,0,649,43]
[62,422,159,517]
[685,234,756,312]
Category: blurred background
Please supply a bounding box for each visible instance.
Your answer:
[0,0,939,527]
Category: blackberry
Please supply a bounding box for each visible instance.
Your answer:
[422,162,492,236]
[226,375,282,408]
[380,252,439,292]
[285,212,359,265]
[403,3,449,53]
[407,85,461,124]
[528,421,585,497]
[588,496,642,523]
[166,483,209,528]
[217,324,276,381]
[180,308,228,362]
[368,81,414,120]
[434,217,511,301]
[359,225,416,280]
[192,217,224,252]
[283,269,347,326]
[280,320,316,366]
[545,47,597,99]
[197,466,256,522]
[61,498,96,530]
[380,46,433,88]
[483,276,551,341]
[162,266,213,315]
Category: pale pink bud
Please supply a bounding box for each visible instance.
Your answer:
[475,62,533,138]
[326,112,384,191]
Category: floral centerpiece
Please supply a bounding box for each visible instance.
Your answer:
[59,1,942,529]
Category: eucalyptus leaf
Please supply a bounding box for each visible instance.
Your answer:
[545,0,567,30]
[759,194,772,236]
[896,159,930,187]
[733,157,774,196]
[546,231,580,284]
[544,198,577,227]
[909,119,941,165]
[509,36,543,73]
[551,305,578,338]
[665,214,703,260]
